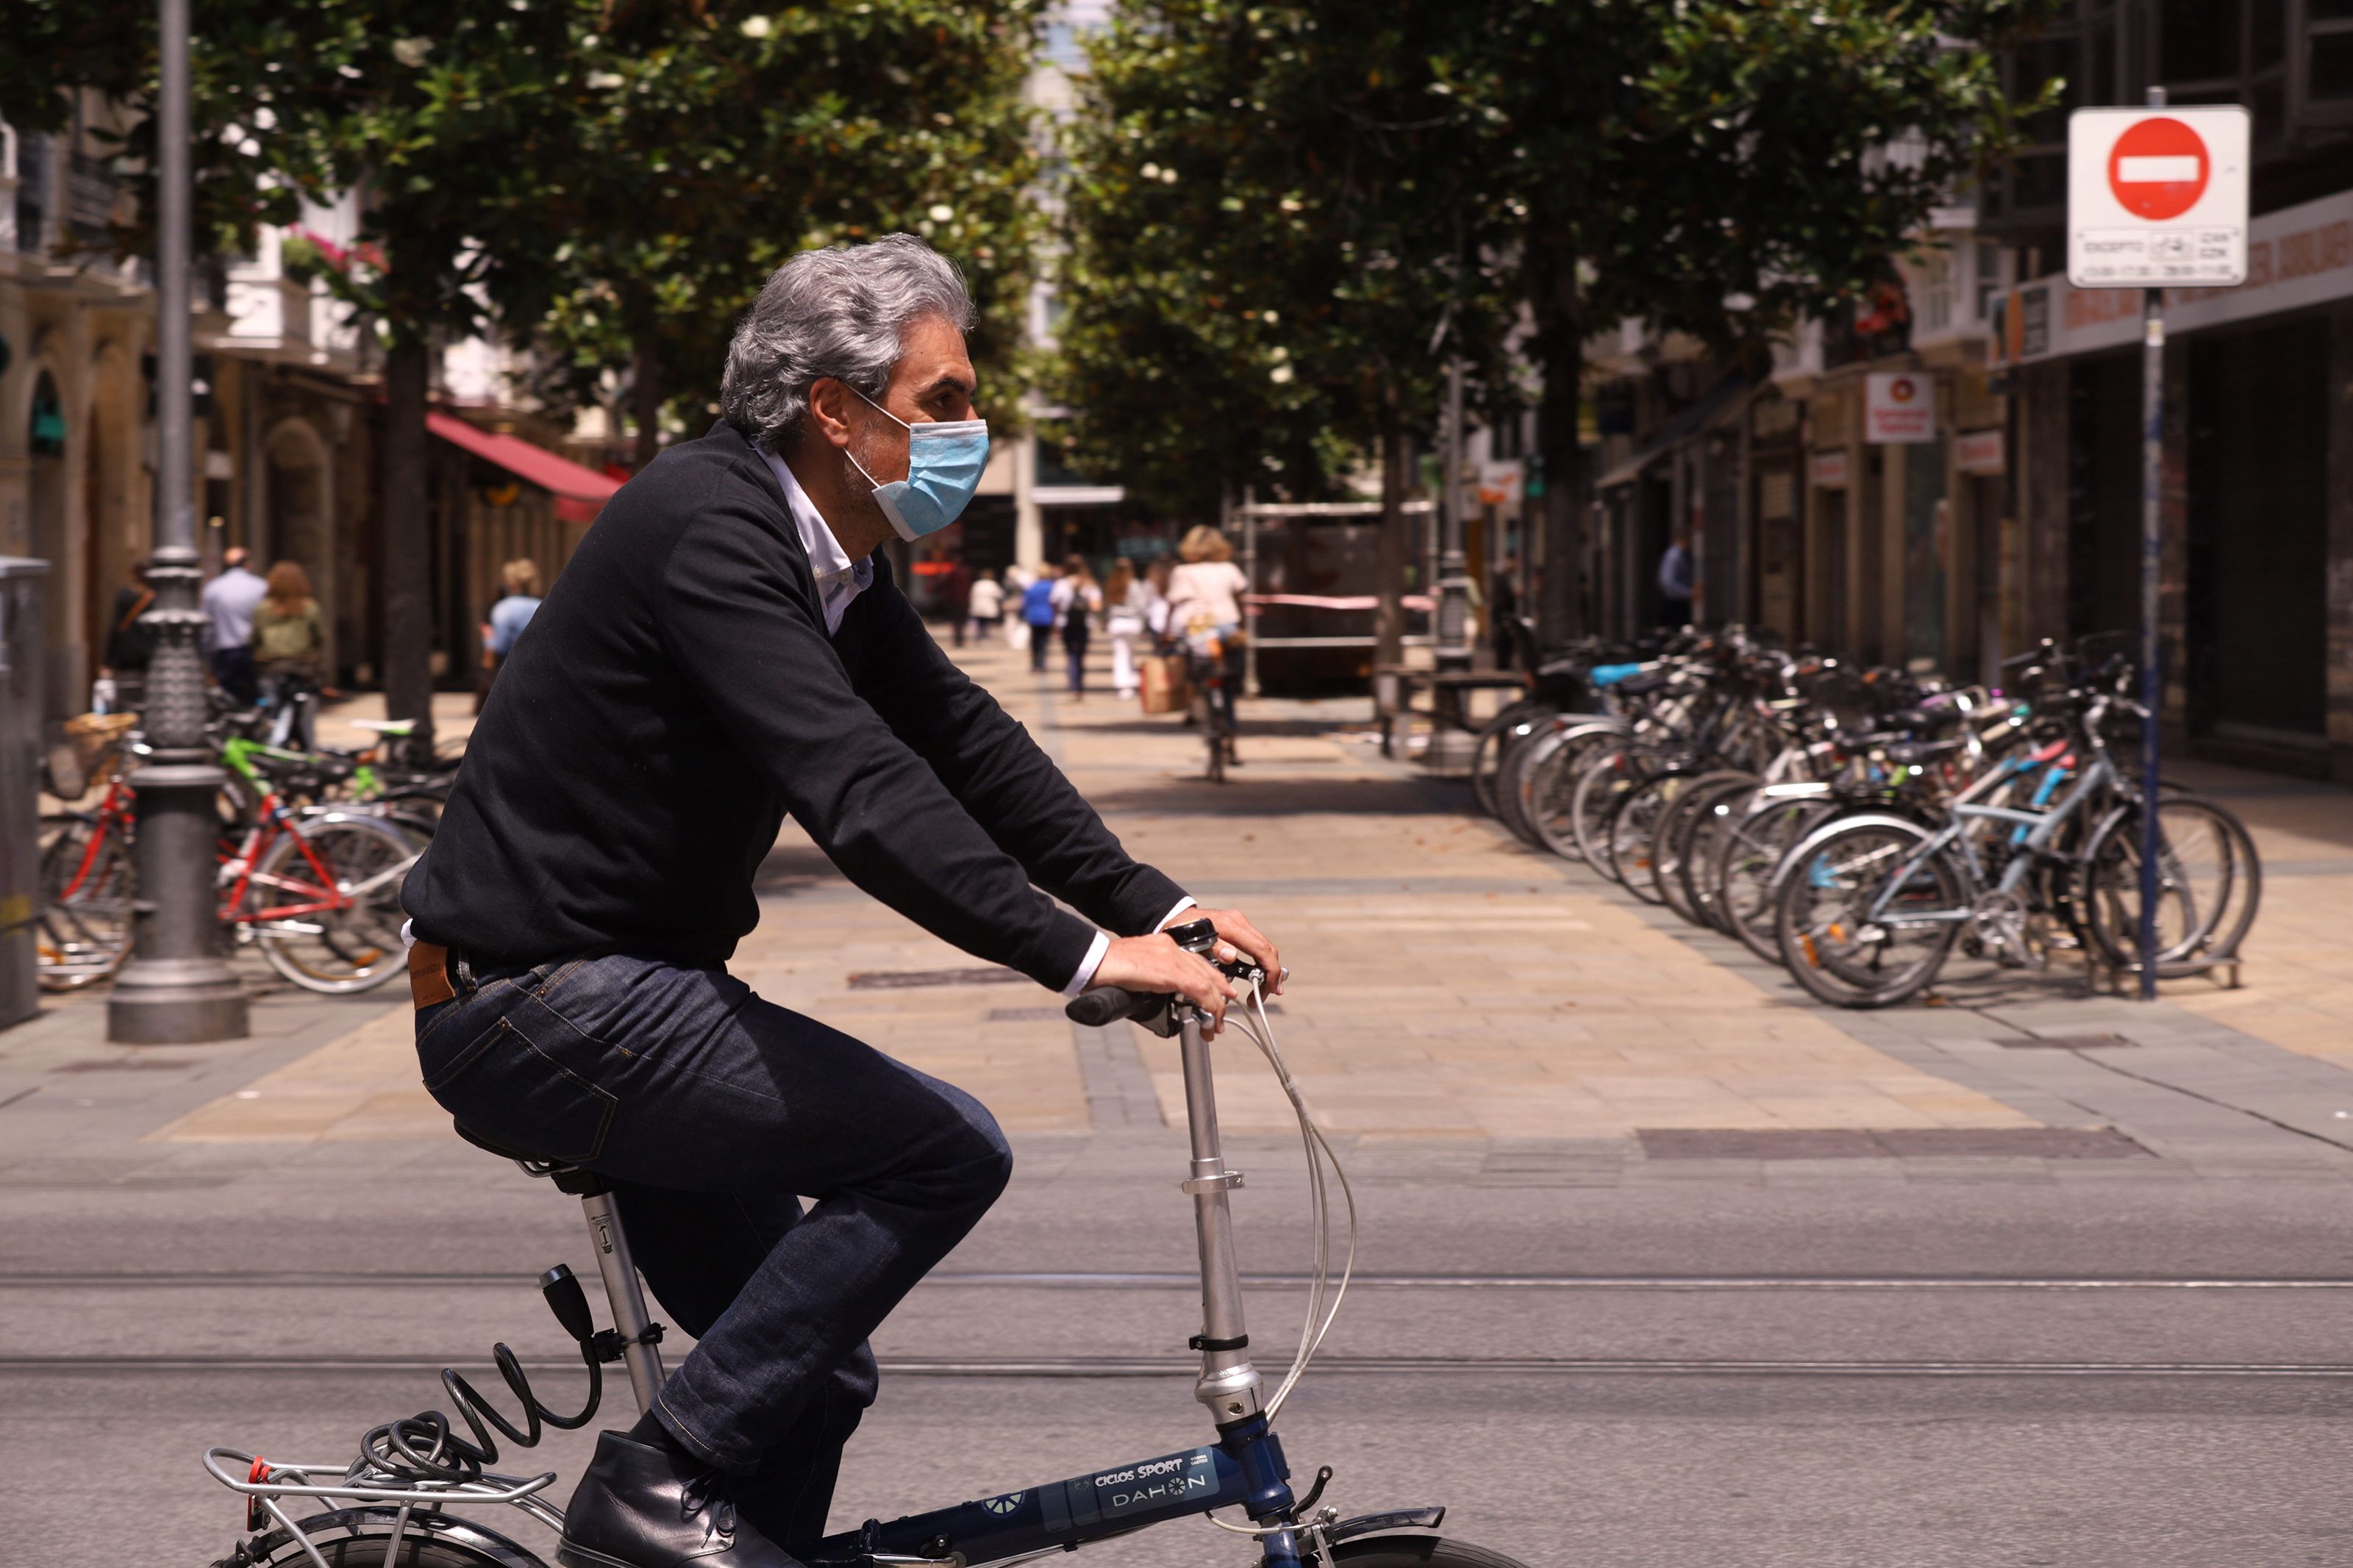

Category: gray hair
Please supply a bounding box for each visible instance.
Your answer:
[720,234,976,453]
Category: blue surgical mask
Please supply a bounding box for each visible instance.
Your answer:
[843,387,989,542]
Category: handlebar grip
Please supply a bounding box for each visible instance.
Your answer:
[1066,986,1168,1027]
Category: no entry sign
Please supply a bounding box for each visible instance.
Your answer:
[2068,107,2249,287]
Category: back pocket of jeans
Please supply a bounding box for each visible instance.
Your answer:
[419,1012,509,1097]
[499,1036,619,1163]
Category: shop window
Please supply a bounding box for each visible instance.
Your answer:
[2313,29,2353,101]
[29,390,65,456]
[1973,243,2005,322]
[1918,249,1954,334]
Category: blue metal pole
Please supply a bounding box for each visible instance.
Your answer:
[2138,282,2161,1003]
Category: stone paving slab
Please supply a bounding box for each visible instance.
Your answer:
[18,633,2353,1188]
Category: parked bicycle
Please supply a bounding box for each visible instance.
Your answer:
[1468,628,2262,1008]
[38,719,427,995]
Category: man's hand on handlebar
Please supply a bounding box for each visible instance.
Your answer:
[1090,933,1243,1034]
[1184,906,1282,997]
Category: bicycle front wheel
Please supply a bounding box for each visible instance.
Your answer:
[247,813,418,994]
[1326,1536,1529,1568]
[1775,817,1965,1009]
[1714,792,1834,962]
[37,812,132,990]
[2079,794,2261,975]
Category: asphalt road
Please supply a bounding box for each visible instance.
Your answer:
[10,1122,2353,1567]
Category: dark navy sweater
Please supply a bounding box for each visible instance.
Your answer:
[402,421,1183,984]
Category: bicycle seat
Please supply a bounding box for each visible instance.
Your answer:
[452,1118,607,1195]
[1887,705,1963,734]
[1885,737,1964,767]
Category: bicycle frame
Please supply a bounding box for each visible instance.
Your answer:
[802,1003,1309,1567]
[1852,749,2116,931]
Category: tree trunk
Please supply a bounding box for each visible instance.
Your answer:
[631,331,663,470]
[381,334,435,752]
[1525,221,1588,644]
[1371,387,1410,706]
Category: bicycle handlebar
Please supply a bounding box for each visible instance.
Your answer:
[1065,984,1161,1028]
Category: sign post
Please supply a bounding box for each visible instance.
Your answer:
[2068,93,2248,1000]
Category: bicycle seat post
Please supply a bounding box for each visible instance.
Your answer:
[1176,1009,1263,1426]
[577,1184,666,1414]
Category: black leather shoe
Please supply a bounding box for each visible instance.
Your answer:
[557,1431,802,1568]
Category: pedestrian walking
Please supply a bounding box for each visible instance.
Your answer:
[1145,556,1175,644]
[941,559,973,647]
[399,233,1279,1565]
[251,559,326,749]
[99,557,156,714]
[1001,562,1033,653]
[1657,528,1694,629]
[1052,554,1101,698]
[477,558,543,713]
[1104,560,1148,701]
[1021,565,1059,673]
[965,568,1004,646]
[202,546,268,704]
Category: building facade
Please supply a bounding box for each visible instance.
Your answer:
[0,104,615,722]
[1981,0,2353,780]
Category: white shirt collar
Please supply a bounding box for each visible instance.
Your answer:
[760,444,872,634]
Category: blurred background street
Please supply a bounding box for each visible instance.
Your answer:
[5,1,2353,1564]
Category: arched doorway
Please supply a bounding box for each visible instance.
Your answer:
[26,369,75,716]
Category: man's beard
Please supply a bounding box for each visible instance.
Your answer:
[843,420,903,531]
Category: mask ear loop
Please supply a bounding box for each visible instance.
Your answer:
[838,382,907,496]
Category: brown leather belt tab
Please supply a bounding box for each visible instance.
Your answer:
[409,941,456,1009]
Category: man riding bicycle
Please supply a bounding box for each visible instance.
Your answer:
[400,235,1281,1568]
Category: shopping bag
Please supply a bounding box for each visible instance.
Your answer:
[1138,653,1190,715]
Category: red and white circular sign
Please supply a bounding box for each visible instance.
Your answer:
[2107,117,2209,221]
[1886,375,1918,404]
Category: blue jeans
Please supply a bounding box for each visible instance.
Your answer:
[414,952,1014,1543]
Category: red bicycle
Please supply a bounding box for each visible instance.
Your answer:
[40,759,418,996]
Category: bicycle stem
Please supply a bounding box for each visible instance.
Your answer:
[1177,1009,1263,1426]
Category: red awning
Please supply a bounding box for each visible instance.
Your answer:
[426,411,624,524]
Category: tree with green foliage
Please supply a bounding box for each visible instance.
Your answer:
[518,1,1043,468]
[7,0,1044,742]
[1053,0,2055,642]
[1440,0,2057,635]
[1051,1,1510,668]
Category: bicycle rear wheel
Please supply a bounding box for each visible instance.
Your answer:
[1679,775,1761,933]
[1525,724,1621,860]
[215,1506,528,1567]
[1604,770,1688,902]
[1775,818,1965,1009]
[1652,770,1754,923]
[1471,701,1549,818]
[1567,742,1641,872]
[248,813,417,994]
